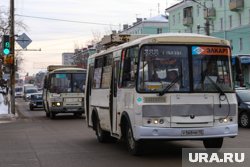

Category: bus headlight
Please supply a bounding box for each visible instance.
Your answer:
[153,119,159,124]
[219,117,229,123]
[52,102,62,107]
[144,118,165,126]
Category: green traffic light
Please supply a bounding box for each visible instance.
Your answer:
[3,48,10,55]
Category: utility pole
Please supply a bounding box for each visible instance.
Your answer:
[204,10,210,36]
[191,0,210,36]
[10,0,15,114]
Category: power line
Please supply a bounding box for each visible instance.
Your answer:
[15,14,120,27]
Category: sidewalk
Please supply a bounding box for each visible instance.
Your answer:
[0,95,18,123]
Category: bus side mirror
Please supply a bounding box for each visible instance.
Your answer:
[43,83,47,89]
[43,77,48,89]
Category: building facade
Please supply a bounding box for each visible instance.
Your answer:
[62,52,75,66]
[120,15,168,35]
[166,0,250,86]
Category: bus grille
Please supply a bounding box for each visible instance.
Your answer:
[144,97,166,103]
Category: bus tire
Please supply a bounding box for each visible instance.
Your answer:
[203,138,223,149]
[239,112,250,128]
[50,112,56,119]
[29,106,34,111]
[126,124,142,155]
[95,119,110,143]
[45,111,50,117]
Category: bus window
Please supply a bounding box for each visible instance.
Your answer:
[121,46,139,88]
[192,46,233,92]
[72,73,86,92]
[101,55,112,88]
[137,45,189,92]
[93,58,103,89]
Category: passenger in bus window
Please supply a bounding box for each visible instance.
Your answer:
[73,82,81,92]
[166,70,180,91]
[193,66,202,90]
[151,72,161,82]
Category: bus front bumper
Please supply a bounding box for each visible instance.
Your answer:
[133,124,238,140]
[49,106,84,114]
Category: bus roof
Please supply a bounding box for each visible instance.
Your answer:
[47,65,78,72]
[49,67,86,74]
[89,33,230,59]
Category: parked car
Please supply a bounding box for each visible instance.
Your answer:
[29,93,44,111]
[236,89,250,128]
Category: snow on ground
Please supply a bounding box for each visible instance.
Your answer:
[0,94,8,114]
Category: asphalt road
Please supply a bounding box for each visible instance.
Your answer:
[0,98,250,167]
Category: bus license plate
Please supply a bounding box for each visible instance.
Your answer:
[67,108,78,111]
[181,130,204,136]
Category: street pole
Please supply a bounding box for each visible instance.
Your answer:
[191,0,210,36]
[205,9,210,36]
[10,0,15,114]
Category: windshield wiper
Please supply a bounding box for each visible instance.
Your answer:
[205,75,225,96]
[159,74,182,96]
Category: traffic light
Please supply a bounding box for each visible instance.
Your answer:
[2,35,10,55]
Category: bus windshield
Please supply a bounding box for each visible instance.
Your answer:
[49,73,86,93]
[137,45,233,93]
[137,45,190,92]
[192,46,233,92]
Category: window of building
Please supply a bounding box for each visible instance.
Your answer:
[173,15,175,26]
[220,0,223,7]
[157,28,163,34]
[239,38,243,51]
[239,13,242,26]
[249,9,250,24]
[229,15,232,29]
[183,7,193,18]
[220,18,223,31]
[211,20,214,32]
[178,12,181,23]
[230,40,233,48]
[197,5,200,16]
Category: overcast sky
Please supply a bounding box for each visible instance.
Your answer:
[1,0,180,76]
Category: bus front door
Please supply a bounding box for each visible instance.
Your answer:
[111,60,120,135]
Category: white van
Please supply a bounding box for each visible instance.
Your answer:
[15,86,23,98]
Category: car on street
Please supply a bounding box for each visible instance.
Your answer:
[24,88,38,101]
[236,89,250,128]
[15,86,23,98]
[29,93,44,111]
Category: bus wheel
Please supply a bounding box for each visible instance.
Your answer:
[239,112,250,128]
[29,106,34,111]
[45,112,50,117]
[203,138,223,149]
[95,120,109,143]
[50,112,56,119]
[126,125,142,155]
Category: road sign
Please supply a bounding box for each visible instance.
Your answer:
[16,33,32,49]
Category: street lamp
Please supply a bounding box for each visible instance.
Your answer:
[190,0,210,36]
